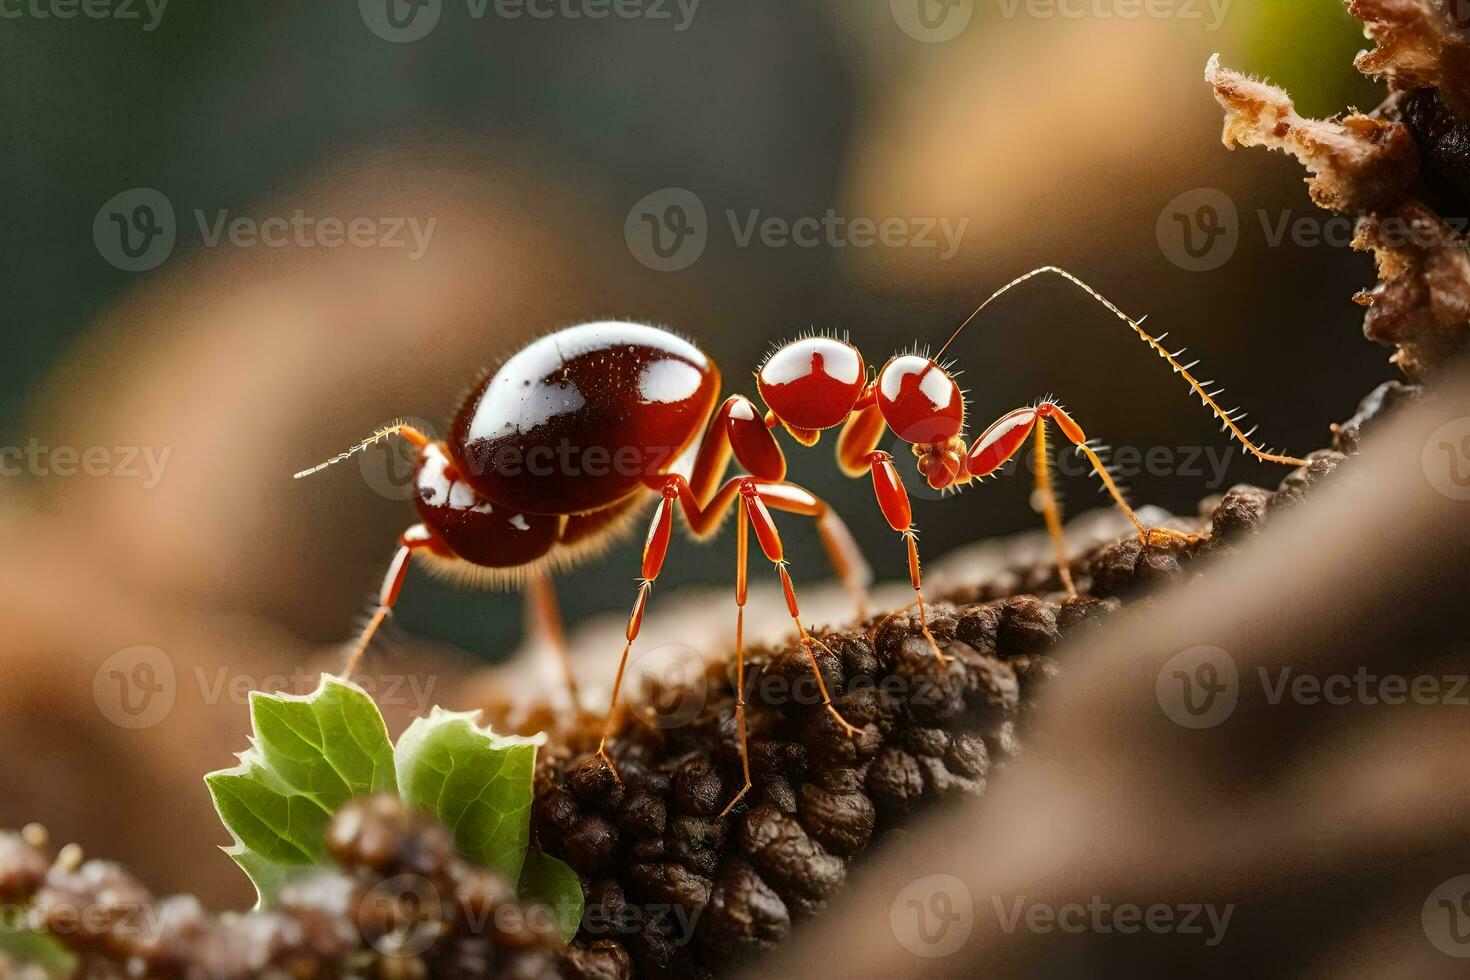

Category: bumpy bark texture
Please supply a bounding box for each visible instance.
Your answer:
[1209,2,1470,379]
[531,436,1395,980]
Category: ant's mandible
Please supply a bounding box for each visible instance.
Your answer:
[295,266,1306,816]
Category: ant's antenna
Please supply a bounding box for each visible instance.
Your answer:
[292,421,430,479]
[934,266,1307,468]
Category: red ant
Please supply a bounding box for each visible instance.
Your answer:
[296,267,1305,816]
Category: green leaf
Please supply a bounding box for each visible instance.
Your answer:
[205,674,394,906]
[518,850,584,944]
[395,708,544,882]
[249,673,396,810]
[0,907,77,978]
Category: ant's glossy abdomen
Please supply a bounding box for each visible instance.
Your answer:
[448,321,721,516]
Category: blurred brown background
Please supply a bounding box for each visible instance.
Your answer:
[0,1,1398,907]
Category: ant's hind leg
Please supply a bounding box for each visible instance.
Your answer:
[343,524,434,679]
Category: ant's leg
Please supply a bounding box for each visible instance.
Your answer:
[682,407,875,616]
[719,495,754,819]
[866,452,948,665]
[968,401,1194,596]
[741,481,862,738]
[343,524,434,679]
[689,395,786,504]
[525,570,582,712]
[836,396,886,477]
[597,480,687,783]
[620,475,860,802]
[1029,415,1079,599]
[1043,402,1198,548]
[968,404,1088,596]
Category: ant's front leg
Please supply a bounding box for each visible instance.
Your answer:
[343,523,436,678]
[967,400,1199,599]
[866,451,950,666]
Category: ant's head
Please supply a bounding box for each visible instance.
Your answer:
[876,353,967,491]
[757,334,867,440]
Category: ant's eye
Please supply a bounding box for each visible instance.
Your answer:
[757,336,866,431]
[876,355,964,444]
